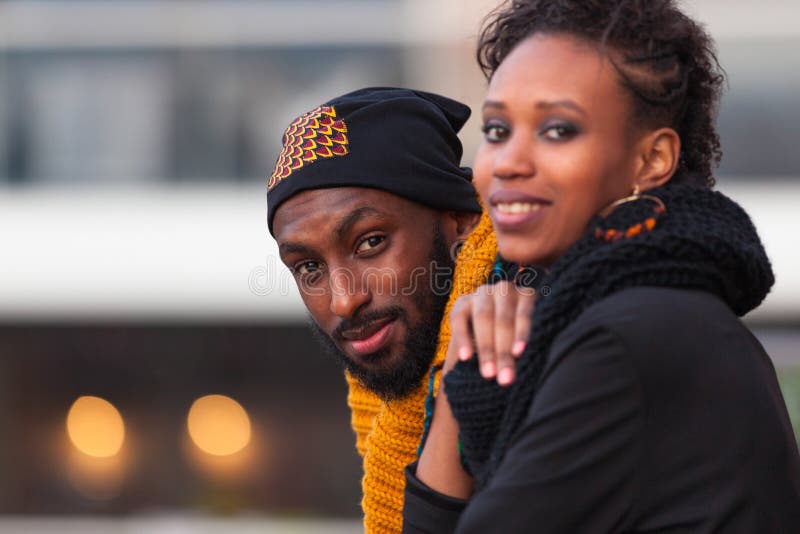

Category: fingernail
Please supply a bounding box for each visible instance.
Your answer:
[482,362,496,378]
[498,367,514,386]
[512,340,526,356]
[458,346,472,361]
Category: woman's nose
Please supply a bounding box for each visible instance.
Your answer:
[492,134,536,181]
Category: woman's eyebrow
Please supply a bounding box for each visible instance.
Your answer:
[482,99,586,116]
[535,99,586,116]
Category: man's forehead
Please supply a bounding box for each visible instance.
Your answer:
[273,187,404,242]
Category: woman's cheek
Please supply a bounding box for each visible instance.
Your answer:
[472,148,493,199]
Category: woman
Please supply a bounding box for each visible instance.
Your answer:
[403,1,800,532]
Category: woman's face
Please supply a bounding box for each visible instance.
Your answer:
[474,33,647,267]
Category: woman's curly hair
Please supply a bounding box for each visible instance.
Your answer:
[477,0,725,187]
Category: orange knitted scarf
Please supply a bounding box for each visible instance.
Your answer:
[345,211,497,533]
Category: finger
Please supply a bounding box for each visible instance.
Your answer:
[512,290,536,357]
[448,295,475,362]
[471,286,496,379]
[443,337,461,374]
[492,282,518,386]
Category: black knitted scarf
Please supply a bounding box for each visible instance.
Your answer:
[444,180,774,490]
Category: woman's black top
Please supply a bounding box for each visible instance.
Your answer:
[403,286,800,533]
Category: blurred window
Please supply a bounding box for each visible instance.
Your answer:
[0,48,402,185]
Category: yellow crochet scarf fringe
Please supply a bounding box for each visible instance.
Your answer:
[345,211,497,533]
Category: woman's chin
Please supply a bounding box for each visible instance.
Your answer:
[497,239,549,268]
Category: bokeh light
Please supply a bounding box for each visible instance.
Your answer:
[66,396,125,458]
[187,394,252,456]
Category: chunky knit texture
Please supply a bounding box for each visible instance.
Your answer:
[445,181,775,490]
[346,210,497,533]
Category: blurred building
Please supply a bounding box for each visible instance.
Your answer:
[0,0,798,530]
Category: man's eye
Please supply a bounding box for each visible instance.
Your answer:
[540,123,578,141]
[356,235,385,254]
[481,122,509,143]
[294,261,324,276]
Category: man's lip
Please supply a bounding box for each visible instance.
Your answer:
[340,316,395,341]
[346,319,397,357]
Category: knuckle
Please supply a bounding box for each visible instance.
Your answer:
[476,346,495,360]
[450,300,470,323]
[452,295,471,312]
[496,306,515,322]
[473,303,493,318]
[518,301,535,317]
[515,317,532,332]
[516,285,537,298]
[497,351,514,363]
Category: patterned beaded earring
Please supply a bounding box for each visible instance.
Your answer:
[594,184,667,242]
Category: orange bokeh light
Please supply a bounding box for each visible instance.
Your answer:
[66,396,125,458]
[187,394,252,456]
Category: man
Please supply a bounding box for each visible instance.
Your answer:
[267,87,497,533]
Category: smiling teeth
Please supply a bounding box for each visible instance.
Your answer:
[496,202,543,214]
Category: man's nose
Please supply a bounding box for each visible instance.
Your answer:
[329,267,370,318]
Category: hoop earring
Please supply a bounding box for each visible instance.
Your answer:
[594,185,666,242]
[450,239,465,261]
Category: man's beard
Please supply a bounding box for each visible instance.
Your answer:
[310,226,454,401]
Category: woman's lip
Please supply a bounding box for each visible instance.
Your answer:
[488,189,552,231]
[490,203,549,230]
[489,190,552,205]
[347,319,396,357]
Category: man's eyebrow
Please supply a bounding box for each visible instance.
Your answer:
[279,242,314,257]
[279,207,387,259]
[334,206,386,241]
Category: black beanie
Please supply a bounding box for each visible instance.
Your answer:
[267,87,481,235]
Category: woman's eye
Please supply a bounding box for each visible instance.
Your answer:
[540,123,578,141]
[481,122,509,143]
[356,235,385,254]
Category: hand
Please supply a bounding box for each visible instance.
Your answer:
[448,281,536,386]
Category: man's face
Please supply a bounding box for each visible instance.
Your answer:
[273,187,458,400]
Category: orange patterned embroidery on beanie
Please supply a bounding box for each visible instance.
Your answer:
[268,106,349,191]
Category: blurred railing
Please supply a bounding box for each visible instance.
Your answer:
[1,181,797,324]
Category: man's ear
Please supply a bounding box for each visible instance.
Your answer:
[448,211,481,241]
[635,127,681,192]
